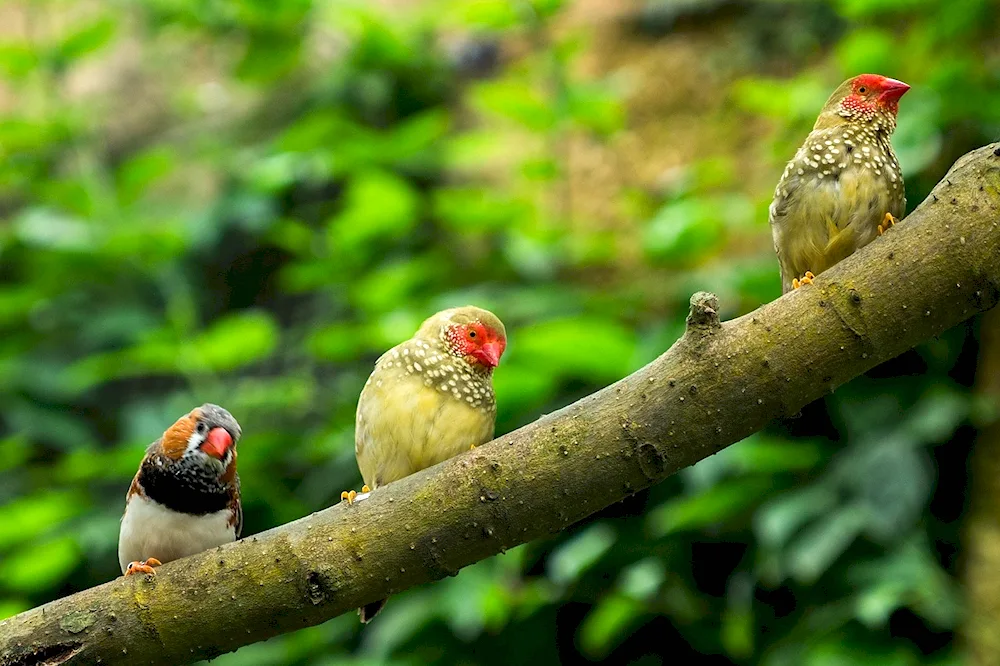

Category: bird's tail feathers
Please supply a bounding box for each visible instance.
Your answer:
[359,597,387,623]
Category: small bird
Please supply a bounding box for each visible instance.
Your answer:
[345,306,507,622]
[118,404,242,576]
[770,73,910,293]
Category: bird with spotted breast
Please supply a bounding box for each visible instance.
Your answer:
[343,305,507,622]
[770,73,910,293]
[118,404,243,576]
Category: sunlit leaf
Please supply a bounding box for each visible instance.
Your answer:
[0,536,80,593]
[548,524,616,586]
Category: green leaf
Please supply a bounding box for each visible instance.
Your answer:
[117,147,178,204]
[236,32,302,82]
[433,187,528,232]
[786,504,869,584]
[579,594,642,659]
[567,83,624,135]
[441,0,521,30]
[327,170,420,254]
[0,492,86,550]
[515,316,637,384]
[643,197,742,265]
[0,42,38,79]
[55,17,117,62]
[834,28,897,75]
[472,79,555,130]
[723,574,755,659]
[547,523,616,585]
[649,476,772,537]
[755,485,839,550]
[0,536,80,593]
[306,323,366,363]
[190,310,279,372]
[14,208,95,251]
[619,558,664,601]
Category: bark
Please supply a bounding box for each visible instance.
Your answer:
[964,305,1000,664]
[2,144,1000,666]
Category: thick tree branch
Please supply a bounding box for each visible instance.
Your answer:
[3,144,1000,666]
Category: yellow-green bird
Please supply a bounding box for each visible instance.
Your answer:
[770,73,910,293]
[345,305,507,622]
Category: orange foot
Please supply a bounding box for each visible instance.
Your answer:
[878,212,899,236]
[341,490,358,505]
[362,485,370,493]
[125,557,162,576]
[792,271,815,289]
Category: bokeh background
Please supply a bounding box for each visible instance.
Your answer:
[2,0,1000,664]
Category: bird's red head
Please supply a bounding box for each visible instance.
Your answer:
[842,74,910,117]
[447,321,507,369]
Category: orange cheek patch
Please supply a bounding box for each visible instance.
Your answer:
[161,412,199,459]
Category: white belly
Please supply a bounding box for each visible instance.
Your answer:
[118,494,236,573]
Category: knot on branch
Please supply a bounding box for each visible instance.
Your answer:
[685,291,721,333]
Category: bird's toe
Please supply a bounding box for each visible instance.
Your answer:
[792,272,815,289]
[878,212,899,236]
[124,559,160,577]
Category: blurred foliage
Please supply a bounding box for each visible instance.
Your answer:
[0,0,998,663]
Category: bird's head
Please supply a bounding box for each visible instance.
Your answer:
[420,306,507,371]
[818,74,910,128]
[160,403,241,481]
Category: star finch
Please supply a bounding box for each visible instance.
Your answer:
[769,73,910,293]
[118,404,242,576]
[345,306,507,622]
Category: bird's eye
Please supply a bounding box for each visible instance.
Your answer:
[196,422,208,435]
[468,330,477,339]
[857,86,867,94]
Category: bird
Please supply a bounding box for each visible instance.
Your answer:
[769,73,910,294]
[118,403,243,576]
[344,305,507,622]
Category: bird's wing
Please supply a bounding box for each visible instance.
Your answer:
[356,371,493,488]
[770,154,859,293]
[229,476,243,539]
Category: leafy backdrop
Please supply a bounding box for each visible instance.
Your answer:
[1,0,998,664]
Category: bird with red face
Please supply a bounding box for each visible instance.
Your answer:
[770,73,910,293]
[118,404,242,576]
[345,305,507,622]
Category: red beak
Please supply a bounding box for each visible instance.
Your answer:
[474,341,504,368]
[879,78,910,104]
[201,427,233,459]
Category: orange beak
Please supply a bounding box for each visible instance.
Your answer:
[474,341,504,368]
[201,427,233,459]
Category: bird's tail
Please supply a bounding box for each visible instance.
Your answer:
[359,597,387,623]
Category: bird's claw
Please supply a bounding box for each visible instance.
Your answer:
[792,271,815,289]
[878,212,899,236]
[362,485,370,493]
[125,558,162,576]
[341,489,358,505]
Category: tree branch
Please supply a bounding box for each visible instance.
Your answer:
[3,144,1000,666]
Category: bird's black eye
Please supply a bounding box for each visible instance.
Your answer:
[468,330,477,338]
[858,86,867,94]
[196,422,208,435]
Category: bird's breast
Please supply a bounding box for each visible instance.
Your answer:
[118,493,236,573]
[355,369,495,488]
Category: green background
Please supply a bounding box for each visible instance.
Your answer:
[1,0,998,663]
